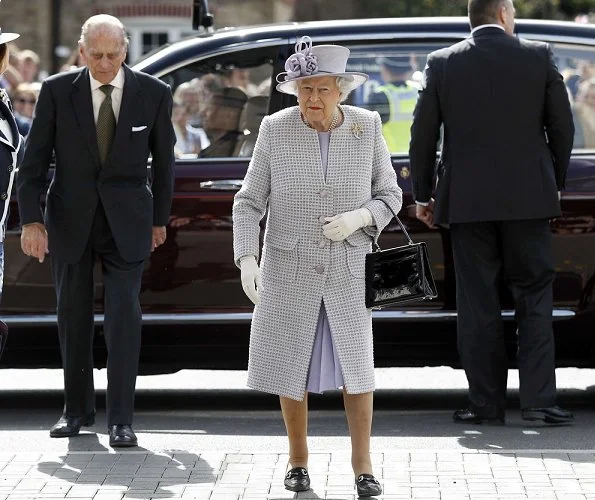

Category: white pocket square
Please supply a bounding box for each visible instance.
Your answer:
[131,125,147,132]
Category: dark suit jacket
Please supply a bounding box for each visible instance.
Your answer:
[16,65,176,263]
[409,27,574,225]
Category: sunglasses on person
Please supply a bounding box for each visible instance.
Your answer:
[16,97,36,105]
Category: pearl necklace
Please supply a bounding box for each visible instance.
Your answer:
[302,107,340,132]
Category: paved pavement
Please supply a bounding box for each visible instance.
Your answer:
[3,449,595,499]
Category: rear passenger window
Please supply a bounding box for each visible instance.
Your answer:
[552,43,595,152]
[160,48,275,159]
[340,43,446,155]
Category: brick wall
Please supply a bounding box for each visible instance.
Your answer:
[0,0,292,76]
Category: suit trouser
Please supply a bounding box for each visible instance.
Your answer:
[450,219,557,415]
[51,203,144,425]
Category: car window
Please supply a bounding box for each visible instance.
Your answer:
[341,42,595,155]
[552,43,595,152]
[160,47,276,160]
[341,43,446,155]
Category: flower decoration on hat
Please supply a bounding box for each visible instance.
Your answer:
[276,36,318,84]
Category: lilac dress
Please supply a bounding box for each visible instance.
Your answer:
[306,130,346,394]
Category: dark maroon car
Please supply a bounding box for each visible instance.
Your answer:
[2,17,594,373]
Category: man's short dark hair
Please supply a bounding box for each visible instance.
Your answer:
[468,0,506,29]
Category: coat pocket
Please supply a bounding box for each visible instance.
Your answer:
[262,233,299,284]
[345,230,372,280]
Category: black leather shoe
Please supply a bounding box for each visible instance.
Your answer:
[522,405,574,424]
[49,414,95,438]
[356,474,382,497]
[108,425,138,448]
[284,467,310,492]
[453,408,505,425]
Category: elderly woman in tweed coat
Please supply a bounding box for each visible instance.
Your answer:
[232,36,402,497]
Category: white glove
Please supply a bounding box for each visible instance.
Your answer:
[322,208,373,242]
[240,255,261,305]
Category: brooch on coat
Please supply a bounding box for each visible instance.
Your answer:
[351,123,363,139]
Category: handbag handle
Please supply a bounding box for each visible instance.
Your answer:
[374,201,414,251]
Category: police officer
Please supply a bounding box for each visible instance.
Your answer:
[366,56,419,153]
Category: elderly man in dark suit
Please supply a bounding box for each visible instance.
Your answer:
[409,0,575,425]
[17,14,175,446]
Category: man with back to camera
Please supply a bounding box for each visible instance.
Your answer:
[409,0,575,425]
[17,14,175,446]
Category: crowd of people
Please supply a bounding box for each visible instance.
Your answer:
[0,41,272,160]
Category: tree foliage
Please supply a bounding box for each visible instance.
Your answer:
[292,0,595,22]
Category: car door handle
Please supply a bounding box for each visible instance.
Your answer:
[199,180,243,191]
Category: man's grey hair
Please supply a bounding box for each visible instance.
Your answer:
[78,14,129,50]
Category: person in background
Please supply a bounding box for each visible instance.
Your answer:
[365,56,419,153]
[172,83,209,155]
[10,81,39,136]
[172,101,206,156]
[16,49,40,83]
[59,48,85,72]
[17,14,175,447]
[232,36,402,497]
[409,0,575,425]
[0,28,24,360]
[574,78,595,148]
[200,86,247,157]
[194,74,222,129]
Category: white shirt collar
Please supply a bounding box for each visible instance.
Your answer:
[89,66,125,91]
[471,24,506,35]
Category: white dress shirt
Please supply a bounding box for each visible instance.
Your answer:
[471,24,505,35]
[89,67,125,124]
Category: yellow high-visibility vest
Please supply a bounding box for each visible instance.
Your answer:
[376,82,419,153]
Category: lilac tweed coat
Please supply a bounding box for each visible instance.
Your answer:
[232,105,403,401]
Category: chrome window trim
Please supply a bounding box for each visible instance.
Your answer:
[140,30,595,81]
[2,309,575,327]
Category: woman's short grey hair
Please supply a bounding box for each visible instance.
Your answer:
[291,76,354,102]
[335,77,354,102]
[78,14,129,51]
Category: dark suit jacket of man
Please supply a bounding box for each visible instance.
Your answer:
[17,65,176,264]
[409,27,574,225]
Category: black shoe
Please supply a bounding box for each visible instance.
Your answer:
[453,408,505,425]
[49,414,95,438]
[356,474,382,497]
[108,424,138,448]
[522,405,574,424]
[284,467,310,492]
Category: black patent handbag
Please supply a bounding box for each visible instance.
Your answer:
[365,205,438,309]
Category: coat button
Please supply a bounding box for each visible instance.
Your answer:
[7,165,13,173]
[314,265,325,274]
[0,193,7,200]
[319,190,329,198]
[318,239,326,249]
[318,216,326,223]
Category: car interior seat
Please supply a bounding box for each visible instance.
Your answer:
[234,95,269,157]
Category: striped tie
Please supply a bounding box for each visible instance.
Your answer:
[96,85,116,166]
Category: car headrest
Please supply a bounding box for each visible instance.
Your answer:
[239,95,268,132]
